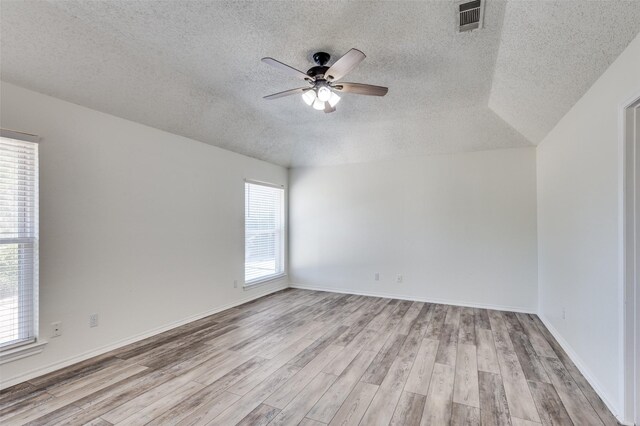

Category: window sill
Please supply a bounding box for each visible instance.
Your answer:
[243,273,287,290]
[0,340,47,365]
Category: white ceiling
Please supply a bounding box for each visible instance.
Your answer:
[489,1,640,143]
[1,1,639,167]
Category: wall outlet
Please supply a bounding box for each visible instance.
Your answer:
[374,272,380,281]
[396,274,403,283]
[51,321,62,337]
[89,313,99,328]
[562,307,566,320]
[233,280,238,288]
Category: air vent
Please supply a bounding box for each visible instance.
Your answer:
[456,0,484,32]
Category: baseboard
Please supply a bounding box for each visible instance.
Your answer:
[0,283,288,390]
[538,315,629,425]
[289,283,536,314]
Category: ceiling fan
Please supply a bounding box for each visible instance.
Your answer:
[261,48,388,113]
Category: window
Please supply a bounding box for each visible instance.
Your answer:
[244,181,285,285]
[0,132,39,350]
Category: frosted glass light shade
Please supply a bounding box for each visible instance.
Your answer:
[317,86,331,102]
[302,90,316,106]
[312,99,325,110]
[328,92,341,107]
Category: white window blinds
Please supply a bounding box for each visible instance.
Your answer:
[245,181,285,284]
[0,135,38,349]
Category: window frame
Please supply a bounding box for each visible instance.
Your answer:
[0,129,41,359]
[243,179,286,288]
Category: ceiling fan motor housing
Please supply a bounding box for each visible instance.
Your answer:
[306,66,329,79]
[307,52,331,79]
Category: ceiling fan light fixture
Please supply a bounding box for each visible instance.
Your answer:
[328,92,341,108]
[302,90,316,106]
[262,48,388,111]
[317,86,332,102]
[312,98,325,110]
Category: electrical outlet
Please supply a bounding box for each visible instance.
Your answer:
[89,313,99,328]
[233,280,238,288]
[51,321,62,337]
[374,272,380,281]
[562,307,566,320]
[396,274,403,283]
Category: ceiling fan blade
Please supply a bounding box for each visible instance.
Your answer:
[324,103,336,113]
[262,57,311,80]
[333,82,388,96]
[263,87,310,100]
[324,48,366,82]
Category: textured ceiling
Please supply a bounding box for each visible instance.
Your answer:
[1,1,639,167]
[489,0,640,143]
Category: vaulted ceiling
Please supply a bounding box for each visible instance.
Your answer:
[1,1,639,167]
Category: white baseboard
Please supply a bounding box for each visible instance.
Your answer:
[289,283,536,314]
[538,315,629,425]
[0,283,288,390]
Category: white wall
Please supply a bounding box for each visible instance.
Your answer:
[0,82,288,388]
[289,148,538,312]
[537,33,640,420]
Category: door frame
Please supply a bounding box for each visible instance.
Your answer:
[621,92,640,425]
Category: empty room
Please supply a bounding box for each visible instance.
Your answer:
[0,0,639,425]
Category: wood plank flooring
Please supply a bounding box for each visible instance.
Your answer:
[0,289,619,425]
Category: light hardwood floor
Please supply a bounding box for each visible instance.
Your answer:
[0,289,619,425]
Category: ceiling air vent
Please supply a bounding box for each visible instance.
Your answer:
[456,0,484,32]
